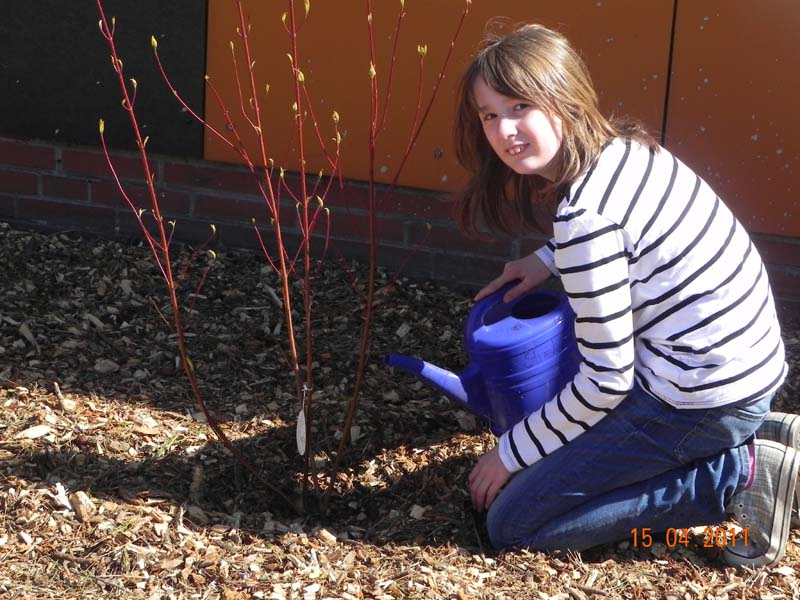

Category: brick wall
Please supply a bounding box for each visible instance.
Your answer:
[0,136,529,291]
[1,136,798,300]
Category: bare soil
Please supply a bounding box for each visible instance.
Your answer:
[1,221,799,599]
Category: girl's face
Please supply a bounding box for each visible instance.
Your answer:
[473,76,563,181]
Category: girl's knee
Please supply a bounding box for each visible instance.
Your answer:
[486,502,523,550]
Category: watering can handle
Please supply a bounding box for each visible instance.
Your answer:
[465,282,518,336]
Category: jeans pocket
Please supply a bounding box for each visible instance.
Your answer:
[716,394,772,423]
[672,394,771,464]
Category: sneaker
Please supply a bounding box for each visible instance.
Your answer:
[724,439,800,568]
[757,411,800,526]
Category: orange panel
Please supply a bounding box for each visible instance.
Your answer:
[205,0,673,193]
[666,1,800,236]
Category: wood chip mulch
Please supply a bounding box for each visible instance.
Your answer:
[1,220,799,599]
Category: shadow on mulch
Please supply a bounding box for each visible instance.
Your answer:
[12,422,485,547]
[8,404,750,572]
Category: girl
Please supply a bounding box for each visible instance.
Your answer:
[454,23,797,567]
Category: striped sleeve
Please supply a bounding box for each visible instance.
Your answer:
[498,210,635,472]
[534,239,558,275]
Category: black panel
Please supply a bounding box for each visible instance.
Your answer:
[0,1,206,157]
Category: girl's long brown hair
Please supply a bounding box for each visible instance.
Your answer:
[454,23,656,237]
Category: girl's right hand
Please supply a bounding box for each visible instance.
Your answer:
[474,252,552,303]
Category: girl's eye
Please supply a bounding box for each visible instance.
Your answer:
[514,103,531,111]
[481,113,496,122]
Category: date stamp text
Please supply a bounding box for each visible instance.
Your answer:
[630,527,749,548]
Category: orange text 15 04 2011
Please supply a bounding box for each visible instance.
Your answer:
[630,527,749,548]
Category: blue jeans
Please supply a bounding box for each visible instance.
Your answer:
[486,384,771,551]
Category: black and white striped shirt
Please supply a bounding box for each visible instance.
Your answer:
[498,138,787,473]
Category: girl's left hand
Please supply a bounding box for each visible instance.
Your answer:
[468,446,511,511]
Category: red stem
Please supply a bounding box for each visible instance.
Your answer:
[301,84,341,173]
[95,1,294,510]
[229,39,260,133]
[386,3,470,196]
[203,75,281,219]
[153,49,236,151]
[331,0,381,480]
[177,226,217,285]
[98,134,166,279]
[285,0,316,495]
[233,0,304,415]
[375,5,405,138]
[251,222,280,273]
[329,0,471,498]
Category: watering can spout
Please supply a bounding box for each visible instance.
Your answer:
[384,353,472,410]
[384,287,580,436]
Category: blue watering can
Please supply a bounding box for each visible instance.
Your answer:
[385,285,581,435]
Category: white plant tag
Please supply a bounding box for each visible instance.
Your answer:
[296,409,307,456]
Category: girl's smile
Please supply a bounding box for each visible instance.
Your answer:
[473,76,564,180]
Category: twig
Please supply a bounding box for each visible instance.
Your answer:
[575,584,609,597]
[52,551,93,568]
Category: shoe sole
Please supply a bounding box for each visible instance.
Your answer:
[724,441,800,568]
[758,412,800,527]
